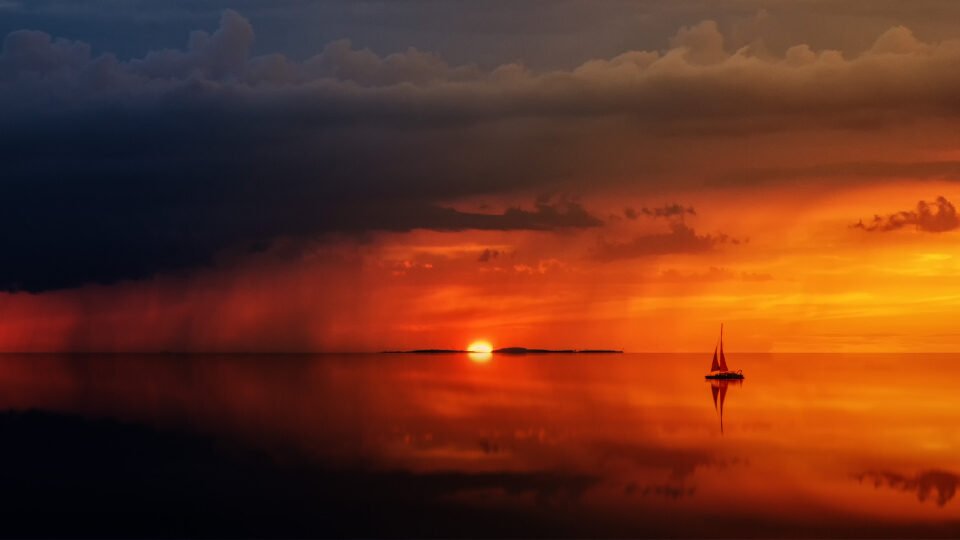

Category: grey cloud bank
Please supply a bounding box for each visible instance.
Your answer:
[3,8,960,291]
[7,12,960,125]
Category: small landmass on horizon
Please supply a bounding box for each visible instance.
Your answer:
[383,347,623,354]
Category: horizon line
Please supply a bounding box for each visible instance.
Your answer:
[0,350,954,355]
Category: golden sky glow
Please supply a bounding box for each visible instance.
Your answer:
[4,178,960,352]
[5,9,960,353]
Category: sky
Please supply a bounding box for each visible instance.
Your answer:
[4,1,960,352]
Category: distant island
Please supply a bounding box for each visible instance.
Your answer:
[383,347,623,354]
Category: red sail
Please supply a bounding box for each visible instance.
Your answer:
[719,342,729,371]
[710,345,720,372]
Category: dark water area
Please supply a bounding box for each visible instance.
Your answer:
[1,353,959,537]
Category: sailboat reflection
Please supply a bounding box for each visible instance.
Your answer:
[709,379,743,434]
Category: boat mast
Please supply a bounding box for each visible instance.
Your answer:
[718,323,728,372]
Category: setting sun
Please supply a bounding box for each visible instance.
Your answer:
[467,340,493,353]
[14,2,960,536]
[467,340,493,363]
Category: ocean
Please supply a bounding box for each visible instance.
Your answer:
[0,352,957,537]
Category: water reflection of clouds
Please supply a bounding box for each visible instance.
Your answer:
[4,353,960,535]
[392,430,736,502]
[592,441,746,480]
[857,470,960,507]
[0,409,604,536]
[625,482,696,499]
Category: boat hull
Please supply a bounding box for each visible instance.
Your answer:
[705,371,744,380]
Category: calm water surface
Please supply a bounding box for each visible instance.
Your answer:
[1,353,959,537]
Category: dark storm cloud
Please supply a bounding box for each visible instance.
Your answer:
[11,1,960,68]
[625,204,695,220]
[714,160,960,186]
[595,223,741,261]
[0,10,614,292]
[10,12,960,127]
[6,10,960,290]
[345,200,603,233]
[852,196,960,233]
[641,203,696,219]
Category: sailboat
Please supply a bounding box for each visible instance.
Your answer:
[705,324,744,380]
